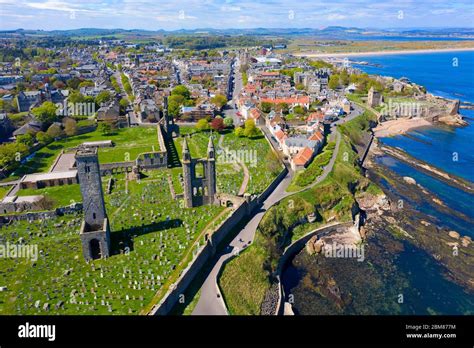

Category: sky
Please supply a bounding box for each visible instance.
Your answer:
[0,0,473,31]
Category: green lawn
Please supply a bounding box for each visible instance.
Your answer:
[0,168,224,315]
[16,184,82,209]
[175,128,280,196]
[219,244,271,315]
[0,186,10,200]
[13,127,161,177]
[221,132,281,195]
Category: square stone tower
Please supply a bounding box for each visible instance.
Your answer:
[76,146,110,260]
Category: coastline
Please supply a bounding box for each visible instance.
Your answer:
[294,47,474,58]
[373,117,432,137]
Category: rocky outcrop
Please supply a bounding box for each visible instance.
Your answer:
[306,235,325,255]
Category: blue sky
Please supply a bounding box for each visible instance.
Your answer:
[0,0,473,30]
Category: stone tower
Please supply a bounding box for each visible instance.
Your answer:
[367,87,382,108]
[182,138,194,208]
[76,146,111,261]
[182,137,217,208]
[205,137,217,202]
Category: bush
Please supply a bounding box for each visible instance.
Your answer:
[195,119,210,132]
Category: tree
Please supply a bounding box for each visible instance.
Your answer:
[95,90,112,106]
[195,119,210,132]
[328,74,340,90]
[119,98,129,114]
[64,118,77,136]
[36,131,52,145]
[46,123,62,139]
[276,102,289,115]
[98,122,112,135]
[224,116,234,128]
[171,85,191,100]
[78,80,94,88]
[168,94,185,118]
[293,105,305,115]
[31,101,58,125]
[260,101,272,113]
[243,119,260,138]
[211,94,227,109]
[67,91,85,104]
[66,77,81,89]
[234,126,244,137]
[210,117,225,132]
[16,133,34,148]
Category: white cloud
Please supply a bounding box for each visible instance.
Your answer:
[326,13,347,21]
[221,5,240,12]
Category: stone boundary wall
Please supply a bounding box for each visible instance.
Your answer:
[359,133,374,166]
[0,204,83,227]
[275,221,353,315]
[150,200,249,315]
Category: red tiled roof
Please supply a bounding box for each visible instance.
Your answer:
[293,147,314,166]
[308,131,324,142]
[274,130,287,143]
[249,108,261,119]
[261,96,310,105]
[307,112,325,122]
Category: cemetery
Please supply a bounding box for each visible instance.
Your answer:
[0,119,280,315]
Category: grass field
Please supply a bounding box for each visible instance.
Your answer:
[16,184,82,208]
[219,245,270,315]
[13,127,161,177]
[0,186,10,200]
[0,169,224,315]
[175,127,280,196]
[283,38,474,55]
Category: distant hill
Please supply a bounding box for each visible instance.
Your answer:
[1,26,473,39]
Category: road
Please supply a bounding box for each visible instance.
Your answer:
[223,56,244,127]
[113,71,139,125]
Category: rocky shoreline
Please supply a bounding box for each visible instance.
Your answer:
[374,141,474,194]
[280,136,473,314]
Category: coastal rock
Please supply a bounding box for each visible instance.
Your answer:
[448,231,460,239]
[420,220,431,227]
[438,114,468,126]
[461,236,472,247]
[283,302,295,316]
[403,176,417,185]
[306,236,325,255]
[377,195,391,211]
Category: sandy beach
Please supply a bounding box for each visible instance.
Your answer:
[294,47,474,58]
[373,118,432,137]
